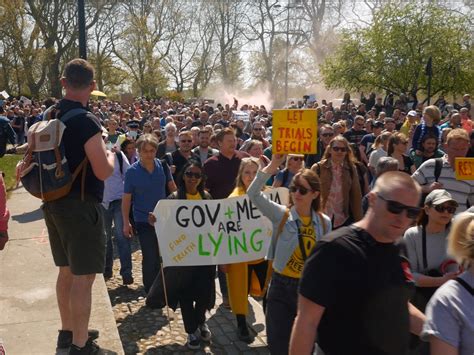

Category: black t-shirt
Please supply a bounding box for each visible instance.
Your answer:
[299,226,415,355]
[57,99,104,202]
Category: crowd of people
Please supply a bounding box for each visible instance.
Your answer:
[1,58,473,355]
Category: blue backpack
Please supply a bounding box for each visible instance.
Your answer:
[19,107,88,201]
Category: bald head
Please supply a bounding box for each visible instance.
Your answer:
[373,171,421,199]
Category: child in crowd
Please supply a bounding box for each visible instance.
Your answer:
[412,105,441,154]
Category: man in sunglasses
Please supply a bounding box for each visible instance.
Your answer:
[305,125,334,167]
[343,115,367,145]
[290,171,426,355]
[164,130,196,181]
[240,121,269,151]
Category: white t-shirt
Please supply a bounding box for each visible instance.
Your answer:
[368,147,387,169]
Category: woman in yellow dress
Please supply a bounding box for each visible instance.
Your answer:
[224,157,272,342]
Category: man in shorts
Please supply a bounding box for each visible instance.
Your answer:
[42,59,115,354]
[290,172,426,355]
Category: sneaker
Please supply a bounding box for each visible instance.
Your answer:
[122,275,134,285]
[57,329,100,349]
[199,322,212,342]
[68,338,103,354]
[186,330,201,350]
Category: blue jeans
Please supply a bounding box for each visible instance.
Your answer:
[135,222,160,293]
[102,200,132,278]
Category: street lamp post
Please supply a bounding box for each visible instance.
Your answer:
[78,0,87,59]
[284,6,290,105]
[275,2,302,106]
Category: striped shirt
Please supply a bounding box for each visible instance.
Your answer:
[412,156,474,212]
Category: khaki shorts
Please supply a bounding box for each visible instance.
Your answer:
[42,198,106,275]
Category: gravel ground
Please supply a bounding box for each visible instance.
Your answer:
[105,238,270,355]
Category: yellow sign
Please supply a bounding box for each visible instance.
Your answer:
[455,158,474,180]
[272,109,318,154]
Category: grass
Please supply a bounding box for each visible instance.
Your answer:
[1,154,23,197]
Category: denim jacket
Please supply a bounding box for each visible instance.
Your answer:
[247,170,332,273]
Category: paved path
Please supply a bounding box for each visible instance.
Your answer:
[0,188,123,354]
[0,188,270,354]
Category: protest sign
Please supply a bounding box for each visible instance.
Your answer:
[0,90,9,99]
[455,157,474,180]
[153,188,289,267]
[272,109,318,154]
[120,93,134,106]
[20,96,32,105]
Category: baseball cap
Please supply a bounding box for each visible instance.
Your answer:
[372,121,384,129]
[425,189,458,206]
[407,110,417,117]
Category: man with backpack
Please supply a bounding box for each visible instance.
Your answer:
[40,59,115,354]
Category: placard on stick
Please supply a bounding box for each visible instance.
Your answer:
[455,158,474,180]
[272,109,318,154]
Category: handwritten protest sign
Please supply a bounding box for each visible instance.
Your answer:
[153,188,289,267]
[455,157,474,180]
[272,109,318,154]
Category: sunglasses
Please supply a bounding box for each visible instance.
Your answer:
[289,185,312,195]
[253,128,264,131]
[332,146,348,152]
[377,194,420,219]
[290,157,304,162]
[180,139,193,143]
[184,171,202,179]
[433,204,457,214]
[321,133,334,138]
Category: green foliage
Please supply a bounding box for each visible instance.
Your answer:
[0,154,22,197]
[320,3,474,97]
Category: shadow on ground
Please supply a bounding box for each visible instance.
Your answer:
[12,208,43,223]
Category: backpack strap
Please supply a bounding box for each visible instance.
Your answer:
[274,208,290,245]
[422,225,428,270]
[455,277,474,295]
[434,158,443,182]
[58,107,89,201]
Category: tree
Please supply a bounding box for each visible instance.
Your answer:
[320,3,474,99]
[112,0,179,97]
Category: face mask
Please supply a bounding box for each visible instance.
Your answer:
[128,131,138,139]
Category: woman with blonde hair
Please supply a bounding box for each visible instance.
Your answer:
[421,212,474,355]
[224,157,271,342]
[273,154,305,188]
[311,136,362,228]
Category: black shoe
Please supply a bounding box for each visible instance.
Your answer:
[199,322,212,342]
[57,329,99,349]
[237,324,251,343]
[103,272,113,280]
[186,330,201,350]
[122,275,134,285]
[68,338,103,354]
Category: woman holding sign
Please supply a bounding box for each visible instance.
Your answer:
[225,157,271,342]
[149,159,215,350]
[247,154,331,355]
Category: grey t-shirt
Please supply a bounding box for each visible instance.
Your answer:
[403,226,449,281]
[421,271,474,355]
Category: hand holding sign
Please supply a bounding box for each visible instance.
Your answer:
[272,109,318,155]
